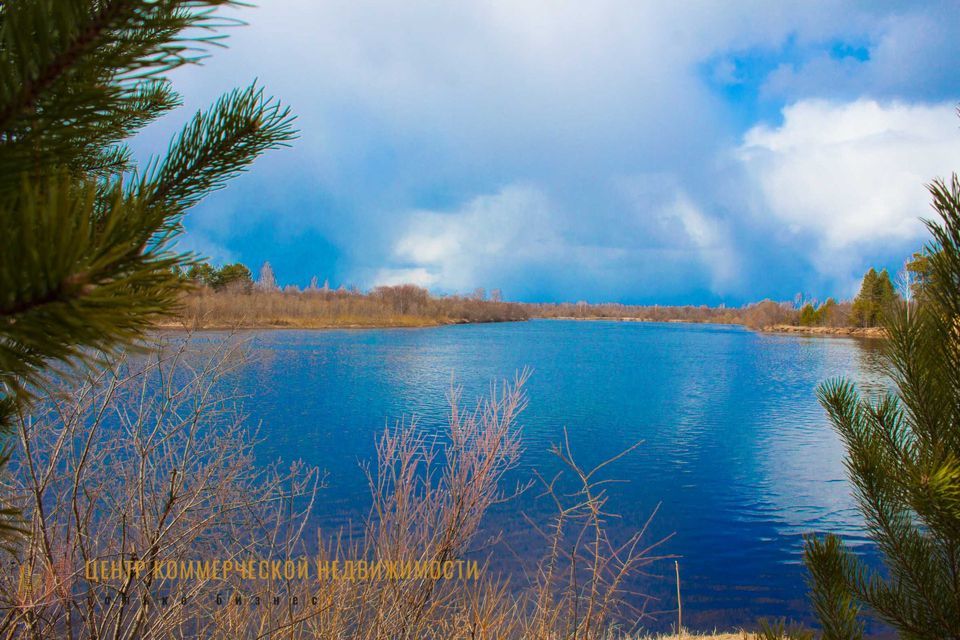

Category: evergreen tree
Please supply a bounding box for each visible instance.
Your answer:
[799,303,818,327]
[0,1,296,540]
[850,268,877,327]
[873,268,897,310]
[850,268,897,327]
[905,251,934,301]
[817,298,839,326]
[186,261,219,287]
[803,174,960,639]
[214,262,252,291]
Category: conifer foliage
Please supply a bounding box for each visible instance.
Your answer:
[0,1,296,539]
[804,173,960,639]
[849,267,897,328]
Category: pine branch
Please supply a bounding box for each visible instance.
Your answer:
[0,0,134,132]
[0,0,240,184]
[804,535,864,640]
[0,177,183,388]
[143,82,297,218]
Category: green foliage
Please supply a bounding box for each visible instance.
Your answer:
[798,298,839,327]
[184,261,251,290]
[0,0,295,542]
[186,261,219,287]
[804,174,960,639]
[214,263,252,290]
[819,298,840,326]
[849,268,897,327]
[804,535,864,640]
[905,250,934,300]
[799,303,819,327]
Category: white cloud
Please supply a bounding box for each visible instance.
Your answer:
[375,179,744,298]
[739,99,960,277]
[371,267,438,288]
[373,184,561,293]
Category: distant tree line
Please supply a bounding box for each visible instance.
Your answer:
[174,258,927,330]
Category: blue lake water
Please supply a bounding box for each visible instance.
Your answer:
[188,320,887,633]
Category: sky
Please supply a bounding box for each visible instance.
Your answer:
[131,1,960,305]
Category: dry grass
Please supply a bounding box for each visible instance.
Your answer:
[172,285,528,329]
[2,337,674,639]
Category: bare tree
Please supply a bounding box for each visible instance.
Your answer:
[896,259,914,304]
[257,261,279,291]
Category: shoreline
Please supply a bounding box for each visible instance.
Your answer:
[154,316,887,339]
[153,317,527,331]
[155,316,742,331]
[759,323,886,339]
[540,316,740,326]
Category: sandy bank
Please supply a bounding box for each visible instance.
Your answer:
[761,324,886,339]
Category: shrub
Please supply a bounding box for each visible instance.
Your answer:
[2,342,662,638]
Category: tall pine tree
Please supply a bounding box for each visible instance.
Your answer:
[0,1,296,541]
[850,268,897,328]
[803,172,960,638]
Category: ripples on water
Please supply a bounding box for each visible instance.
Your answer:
[184,320,888,632]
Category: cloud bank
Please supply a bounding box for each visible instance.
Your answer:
[131,1,960,303]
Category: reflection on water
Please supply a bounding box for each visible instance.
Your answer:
[181,321,887,632]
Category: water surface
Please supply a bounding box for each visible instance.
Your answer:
[190,320,887,632]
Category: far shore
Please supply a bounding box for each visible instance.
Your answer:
[152,316,522,331]
[167,285,889,336]
[154,316,886,338]
[546,317,887,339]
[760,323,886,339]
[154,316,746,331]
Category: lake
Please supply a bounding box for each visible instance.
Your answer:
[189,319,887,633]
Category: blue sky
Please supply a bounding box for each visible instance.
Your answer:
[132,1,960,304]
